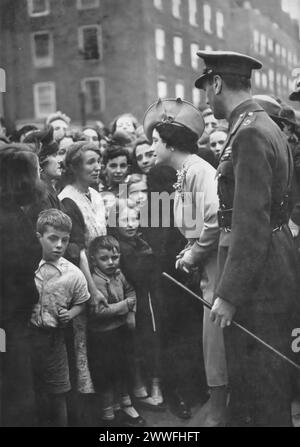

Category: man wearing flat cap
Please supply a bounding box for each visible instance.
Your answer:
[195,50,299,426]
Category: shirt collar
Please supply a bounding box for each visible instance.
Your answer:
[36,257,65,275]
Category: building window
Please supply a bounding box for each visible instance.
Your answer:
[78,25,102,60]
[173,36,183,66]
[172,0,181,18]
[155,29,165,61]
[192,87,201,107]
[81,77,105,114]
[203,4,212,33]
[253,30,260,53]
[175,82,185,99]
[33,82,56,119]
[157,80,167,98]
[154,0,162,9]
[77,0,100,9]
[189,0,197,26]
[254,71,261,87]
[261,72,268,89]
[288,51,292,65]
[260,34,266,56]
[191,43,199,70]
[216,11,224,39]
[268,69,274,90]
[27,0,50,16]
[31,32,53,68]
[275,43,281,58]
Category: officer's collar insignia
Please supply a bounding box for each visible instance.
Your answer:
[220,146,232,162]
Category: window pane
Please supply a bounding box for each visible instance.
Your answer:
[85,80,102,113]
[216,11,224,38]
[204,4,212,33]
[172,0,181,18]
[189,0,197,25]
[191,43,199,70]
[174,36,183,66]
[34,82,56,118]
[30,0,48,14]
[34,33,49,58]
[155,29,165,60]
[83,27,99,59]
[175,83,184,99]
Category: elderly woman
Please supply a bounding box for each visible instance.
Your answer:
[143,98,228,426]
[58,142,107,400]
[0,144,41,426]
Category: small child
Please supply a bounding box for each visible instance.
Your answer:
[87,235,145,427]
[29,209,90,427]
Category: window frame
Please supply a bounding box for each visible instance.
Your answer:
[157,79,168,99]
[27,0,50,17]
[155,28,165,61]
[189,0,198,26]
[175,82,185,99]
[190,43,199,70]
[172,0,181,19]
[173,35,183,67]
[78,24,103,61]
[33,81,56,119]
[216,11,224,39]
[203,3,212,34]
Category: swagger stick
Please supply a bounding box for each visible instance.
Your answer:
[163,272,300,372]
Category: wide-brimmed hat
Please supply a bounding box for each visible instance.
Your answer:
[143,98,204,141]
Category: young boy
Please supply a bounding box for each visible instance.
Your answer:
[87,235,144,427]
[29,209,90,427]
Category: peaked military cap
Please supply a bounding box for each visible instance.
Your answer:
[195,50,263,89]
[143,98,205,142]
[289,79,300,101]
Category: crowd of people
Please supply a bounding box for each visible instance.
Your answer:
[1,49,300,428]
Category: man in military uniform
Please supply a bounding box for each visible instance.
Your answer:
[195,51,299,427]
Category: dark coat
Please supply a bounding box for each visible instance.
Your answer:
[0,204,40,426]
[215,99,299,426]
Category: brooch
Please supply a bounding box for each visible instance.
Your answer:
[173,167,188,200]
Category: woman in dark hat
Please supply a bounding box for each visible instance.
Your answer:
[143,98,228,426]
[0,144,42,426]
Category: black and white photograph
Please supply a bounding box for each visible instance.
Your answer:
[1,0,300,430]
